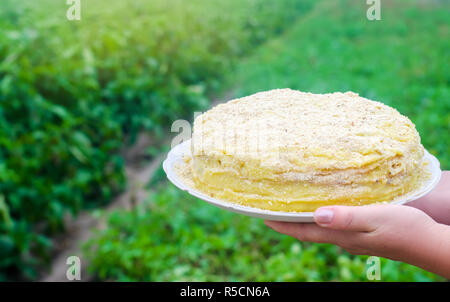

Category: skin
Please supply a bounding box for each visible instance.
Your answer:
[265,171,450,279]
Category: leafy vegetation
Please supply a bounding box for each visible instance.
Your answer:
[0,0,312,280]
[84,0,448,281]
[84,185,444,281]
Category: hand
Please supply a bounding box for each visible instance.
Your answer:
[265,204,450,278]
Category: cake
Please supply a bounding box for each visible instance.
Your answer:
[188,89,426,212]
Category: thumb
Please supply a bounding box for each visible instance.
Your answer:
[314,205,379,232]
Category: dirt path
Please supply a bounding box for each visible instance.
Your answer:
[40,136,165,282]
[39,92,234,281]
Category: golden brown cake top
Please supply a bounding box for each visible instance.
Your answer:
[192,89,423,173]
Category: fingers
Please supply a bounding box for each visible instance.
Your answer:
[265,205,424,258]
[313,205,383,232]
[264,220,350,244]
[266,204,392,238]
[264,220,372,253]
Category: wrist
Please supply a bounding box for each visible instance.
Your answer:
[405,221,450,279]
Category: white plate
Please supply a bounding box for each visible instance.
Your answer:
[163,140,442,222]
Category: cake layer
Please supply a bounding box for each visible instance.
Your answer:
[191,157,426,212]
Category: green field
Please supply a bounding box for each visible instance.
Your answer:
[0,0,448,282]
[84,0,449,281]
[0,0,312,280]
[225,0,450,169]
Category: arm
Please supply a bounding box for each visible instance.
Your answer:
[407,171,450,225]
[265,204,450,279]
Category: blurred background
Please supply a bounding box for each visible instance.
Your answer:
[0,0,448,281]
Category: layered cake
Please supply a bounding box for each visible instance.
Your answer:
[187,89,426,212]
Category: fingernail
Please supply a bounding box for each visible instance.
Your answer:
[315,208,334,224]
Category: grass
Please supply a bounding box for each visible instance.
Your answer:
[84,185,445,281]
[225,0,449,169]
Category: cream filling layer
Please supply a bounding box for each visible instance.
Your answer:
[190,153,427,212]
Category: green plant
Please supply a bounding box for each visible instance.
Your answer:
[0,0,313,280]
[84,184,444,281]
